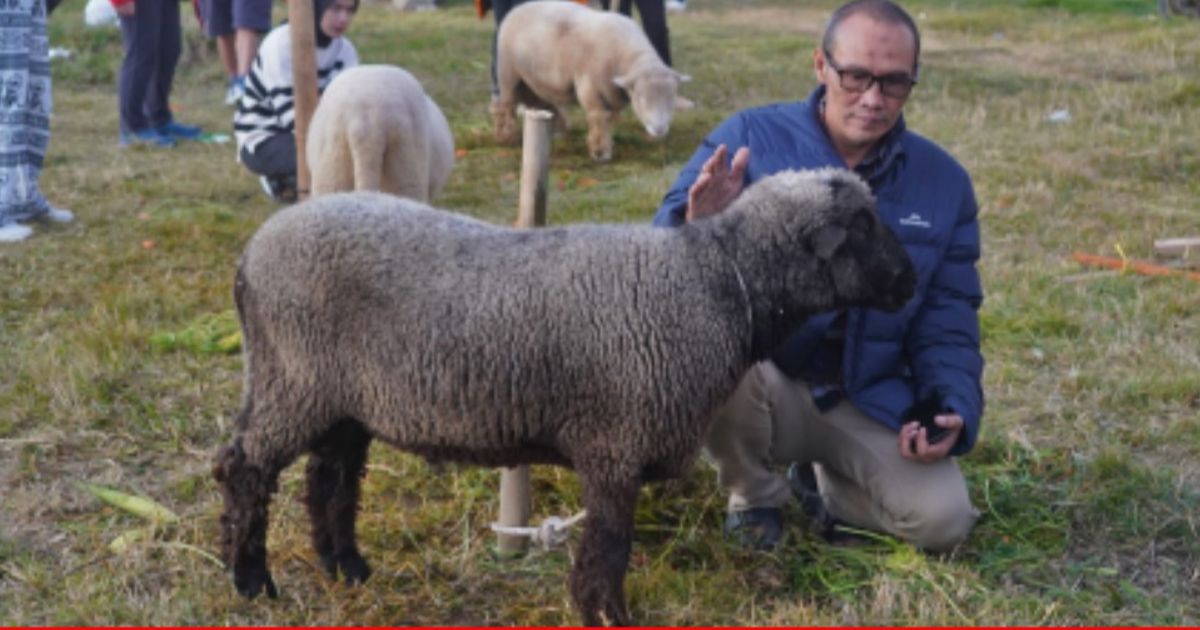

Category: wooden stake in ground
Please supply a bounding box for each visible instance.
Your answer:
[287,0,319,201]
[1153,237,1200,260]
[497,109,554,556]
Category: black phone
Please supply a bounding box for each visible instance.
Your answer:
[904,394,950,447]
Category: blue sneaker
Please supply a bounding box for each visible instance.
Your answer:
[157,120,203,141]
[224,76,246,107]
[120,128,175,148]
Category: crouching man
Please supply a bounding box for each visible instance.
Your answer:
[654,0,984,552]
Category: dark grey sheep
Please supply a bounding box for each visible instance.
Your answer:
[213,168,916,626]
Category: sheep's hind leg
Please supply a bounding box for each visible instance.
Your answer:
[569,471,640,626]
[305,418,373,585]
[213,437,282,600]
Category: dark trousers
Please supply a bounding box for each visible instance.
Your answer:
[601,0,671,67]
[489,0,529,96]
[239,133,296,178]
[118,0,181,134]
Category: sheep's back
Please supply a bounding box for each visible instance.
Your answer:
[498,1,654,103]
[239,193,750,468]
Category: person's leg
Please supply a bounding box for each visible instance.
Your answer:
[117,4,164,141]
[145,0,182,130]
[232,0,269,76]
[215,34,237,79]
[240,134,297,201]
[239,134,296,177]
[234,29,261,77]
[800,399,978,551]
[704,363,794,513]
[203,0,242,103]
[708,360,977,551]
[147,0,202,139]
[0,0,71,234]
[489,0,515,97]
[633,0,670,66]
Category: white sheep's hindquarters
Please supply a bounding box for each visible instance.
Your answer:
[491,0,691,162]
[307,65,454,200]
[213,168,916,626]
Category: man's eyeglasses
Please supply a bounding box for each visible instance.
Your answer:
[823,49,917,99]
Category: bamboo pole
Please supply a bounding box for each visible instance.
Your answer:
[287,0,319,201]
[497,109,554,556]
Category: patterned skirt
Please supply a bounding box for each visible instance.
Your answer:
[0,0,52,224]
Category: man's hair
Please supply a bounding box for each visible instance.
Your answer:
[821,0,921,74]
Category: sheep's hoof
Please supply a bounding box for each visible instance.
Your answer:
[233,565,278,600]
[590,149,613,163]
[338,551,372,585]
[319,550,371,585]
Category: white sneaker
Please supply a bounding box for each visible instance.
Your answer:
[666,0,686,11]
[0,222,34,242]
[224,79,245,107]
[43,207,74,223]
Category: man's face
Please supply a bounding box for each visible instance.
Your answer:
[320,0,357,39]
[813,13,917,158]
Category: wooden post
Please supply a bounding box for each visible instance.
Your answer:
[516,109,554,228]
[1154,237,1200,259]
[287,0,319,201]
[497,109,554,556]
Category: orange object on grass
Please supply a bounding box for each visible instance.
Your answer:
[1071,252,1200,283]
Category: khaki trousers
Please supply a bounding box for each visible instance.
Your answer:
[705,361,978,551]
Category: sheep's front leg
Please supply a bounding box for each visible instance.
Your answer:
[490,84,519,145]
[570,473,640,626]
[213,438,281,600]
[305,419,373,585]
[585,109,615,163]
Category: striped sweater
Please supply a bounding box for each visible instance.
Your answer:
[233,23,359,156]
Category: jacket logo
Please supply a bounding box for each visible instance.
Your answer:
[899,212,931,229]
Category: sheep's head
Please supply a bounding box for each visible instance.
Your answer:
[728,168,916,317]
[808,180,916,313]
[796,169,915,313]
[614,68,691,139]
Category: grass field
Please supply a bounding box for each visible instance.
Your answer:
[2,0,1198,624]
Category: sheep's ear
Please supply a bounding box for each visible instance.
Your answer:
[613,74,633,90]
[674,95,695,111]
[811,224,847,261]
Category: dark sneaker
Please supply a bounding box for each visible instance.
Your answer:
[724,506,784,551]
[258,175,298,203]
[120,128,175,148]
[157,120,204,141]
[787,462,862,545]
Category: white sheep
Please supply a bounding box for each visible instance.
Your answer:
[491,0,691,162]
[307,65,454,200]
[214,169,916,625]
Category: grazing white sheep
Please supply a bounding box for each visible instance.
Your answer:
[491,0,691,162]
[307,65,454,200]
[214,169,916,625]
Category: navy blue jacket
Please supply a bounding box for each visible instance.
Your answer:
[653,86,985,455]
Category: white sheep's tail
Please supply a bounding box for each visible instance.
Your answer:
[490,510,588,551]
